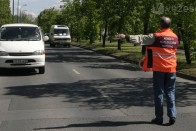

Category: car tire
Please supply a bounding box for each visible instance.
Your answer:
[38,67,45,74]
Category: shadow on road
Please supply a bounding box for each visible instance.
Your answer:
[33,120,152,130]
[4,78,196,109]
[0,68,38,76]
[33,120,174,130]
[45,47,141,71]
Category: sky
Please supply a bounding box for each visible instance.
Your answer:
[10,0,63,17]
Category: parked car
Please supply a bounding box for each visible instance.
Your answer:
[0,23,49,74]
[49,25,71,47]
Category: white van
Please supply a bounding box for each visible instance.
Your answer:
[49,25,71,47]
[0,23,48,74]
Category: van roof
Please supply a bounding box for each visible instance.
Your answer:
[1,23,39,28]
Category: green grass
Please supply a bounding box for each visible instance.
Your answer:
[72,40,196,77]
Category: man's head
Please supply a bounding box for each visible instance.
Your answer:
[160,16,171,29]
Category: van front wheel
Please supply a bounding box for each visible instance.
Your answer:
[38,67,45,74]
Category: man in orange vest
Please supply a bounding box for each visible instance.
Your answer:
[116,16,178,125]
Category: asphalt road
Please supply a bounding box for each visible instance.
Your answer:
[0,45,195,131]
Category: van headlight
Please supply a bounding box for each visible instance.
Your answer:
[33,50,45,55]
[0,51,9,56]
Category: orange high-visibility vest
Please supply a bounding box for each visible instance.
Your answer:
[142,28,178,72]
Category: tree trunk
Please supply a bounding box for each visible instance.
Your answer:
[117,17,123,50]
[179,28,192,64]
[183,40,192,64]
[99,28,102,42]
[76,36,80,42]
[102,19,108,48]
[118,39,122,50]
[142,2,151,56]
[141,19,148,55]
[102,36,106,47]
[90,35,93,44]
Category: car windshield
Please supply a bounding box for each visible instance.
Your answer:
[54,29,69,35]
[0,26,41,41]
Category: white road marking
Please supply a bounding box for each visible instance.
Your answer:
[72,69,80,74]
[97,89,109,98]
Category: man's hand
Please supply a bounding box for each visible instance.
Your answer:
[114,34,126,39]
[114,34,141,44]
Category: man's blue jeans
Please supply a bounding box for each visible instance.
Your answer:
[153,71,176,121]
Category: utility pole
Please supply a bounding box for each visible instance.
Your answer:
[20,4,27,23]
[17,0,19,23]
[12,0,14,22]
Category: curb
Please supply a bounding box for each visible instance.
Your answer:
[176,72,196,81]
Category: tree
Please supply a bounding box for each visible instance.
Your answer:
[0,0,11,25]
[34,0,196,65]
[112,0,137,50]
[160,0,196,64]
[177,1,196,64]
[139,0,157,55]
[61,0,84,42]
[81,0,99,44]
[20,13,36,24]
[36,8,59,33]
[95,0,114,47]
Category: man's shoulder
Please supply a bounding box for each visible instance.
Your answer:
[155,29,178,37]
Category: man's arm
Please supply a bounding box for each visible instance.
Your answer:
[125,34,155,45]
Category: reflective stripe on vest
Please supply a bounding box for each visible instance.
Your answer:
[142,28,178,72]
[153,52,176,59]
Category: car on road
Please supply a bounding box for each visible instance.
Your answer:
[49,25,71,48]
[0,23,49,74]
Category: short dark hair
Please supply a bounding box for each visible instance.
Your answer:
[160,16,171,28]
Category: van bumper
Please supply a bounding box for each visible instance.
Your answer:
[0,55,45,68]
[50,40,71,47]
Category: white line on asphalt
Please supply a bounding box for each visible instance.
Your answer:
[97,89,109,98]
[72,69,80,74]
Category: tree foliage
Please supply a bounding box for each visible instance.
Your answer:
[61,0,84,42]
[0,0,11,26]
[1,0,195,63]
[81,0,99,44]
[36,8,60,33]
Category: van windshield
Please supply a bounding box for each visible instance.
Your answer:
[54,29,69,36]
[0,26,41,41]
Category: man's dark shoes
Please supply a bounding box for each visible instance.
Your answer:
[151,118,163,125]
[169,117,176,125]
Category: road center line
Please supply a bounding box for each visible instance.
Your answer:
[72,69,80,74]
[97,89,109,98]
